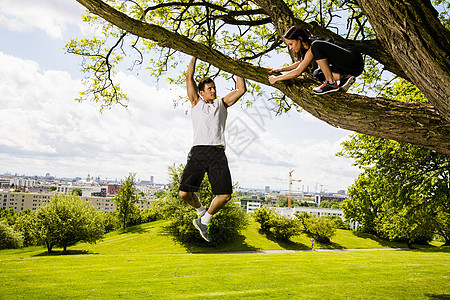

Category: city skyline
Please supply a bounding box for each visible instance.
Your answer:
[0,170,347,194]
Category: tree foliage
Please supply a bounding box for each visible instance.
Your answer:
[114,173,141,229]
[12,210,39,247]
[161,164,248,246]
[70,0,450,154]
[340,137,450,246]
[294,212,337,243]
[34,194,105,252]
[305,217,336,243]
[253,207,300,241]
[338,78,450,245]
[0,220,24,250]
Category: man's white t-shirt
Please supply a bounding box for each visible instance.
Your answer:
[191,98,227,147]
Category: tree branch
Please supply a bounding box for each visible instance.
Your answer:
[74,0,450,155]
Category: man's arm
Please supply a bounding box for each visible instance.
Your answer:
[186,56,199,106]
[222,75,246,108]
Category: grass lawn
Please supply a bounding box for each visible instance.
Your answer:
[0,220,449,299]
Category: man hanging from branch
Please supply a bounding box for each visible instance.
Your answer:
[179,56,247,242]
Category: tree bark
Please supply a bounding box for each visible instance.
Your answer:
[356,0,450,121]
[75,0,450,155]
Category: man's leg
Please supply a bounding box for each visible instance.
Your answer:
[200,194,231,225]
[208,194,232,214]
[194,194,231,242]
[179,191,207,216]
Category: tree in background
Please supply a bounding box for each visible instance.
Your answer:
[295,212,337,243]
[338,79,450,246]
[305,217,336,244]
[0,220,24,250]
[0,208,18,226]
[253,207,274,232]
[34,194,104,252]
[162,164,248,246]
[12,210,39,247]
[72,188,82,196]
[114,173,141,229]
[320,199,342,209]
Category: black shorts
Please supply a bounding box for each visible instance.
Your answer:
[310,38,364,77]
[179,146,232,195]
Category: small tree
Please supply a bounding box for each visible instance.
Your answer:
[254,207,300,241]
[35,194,104,252]
[114,173,141,229]
[102,211,120,233]
[305,217,337,244]
[269,215,300,241]
[253,207,274,232]
[72,188,82,196]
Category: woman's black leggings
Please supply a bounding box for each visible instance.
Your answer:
[310,39,364,77]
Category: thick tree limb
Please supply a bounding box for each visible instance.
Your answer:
[356,0,450,121]
[75,0,450,155]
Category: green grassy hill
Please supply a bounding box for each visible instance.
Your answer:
[70,219,438,255]
[70,221,440,254]
[0,220,448,299]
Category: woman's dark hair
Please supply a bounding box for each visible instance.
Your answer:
[198,77,214,92]
[284,26,311,60]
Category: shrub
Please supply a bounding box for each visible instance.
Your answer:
[305,217,336,243]
[254,207,300,241]
[0,220,24,249]
[124,204,142,227]
[0,208,17,226]
[13,212,39,247]
[102,212,120,233]
[253,207,274,232]
[328,216,350,230]
[140,206,164,223]
[162,164,248,246]
[269,215,300,241]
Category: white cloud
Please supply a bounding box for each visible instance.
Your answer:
[0,52,191,182]
[0,0,85,39]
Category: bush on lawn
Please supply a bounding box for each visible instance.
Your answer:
[161,164,248,246]
[0,219,24,249]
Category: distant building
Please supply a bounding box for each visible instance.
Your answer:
[265,186,270,193]
[108,184,121,195]
[0,190,155,213]
[275,206,345,220]
[337,190,347,195]
[239,196,264,213]
[91,187,107,197]
[1,191,53,212]
[0,178,11,188]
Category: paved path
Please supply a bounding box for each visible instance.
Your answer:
[196,248,408,255]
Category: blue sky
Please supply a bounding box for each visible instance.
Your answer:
[0,0,361,192]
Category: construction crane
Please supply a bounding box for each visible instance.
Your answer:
[288,169,302,208]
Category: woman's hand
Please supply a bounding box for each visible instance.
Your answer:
[268,75,278,85]
[268,68,282,73]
